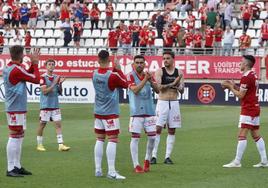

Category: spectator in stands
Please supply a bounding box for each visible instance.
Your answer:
[74,2,83,22]
[182,0,193,13]
[207,0,218,10]
[241,3,252,32]
[198,2,207,32]
[25,31,32,54]
[0,31,4,54]
[165,0,179,11]
[108,26,120,54]
[184,28,194,54]
[0,16,4,29]
[239,31,251,55]
[205,25,214,54]
[222,26,234,56]
[250,1,261,20]
[186,10,196,30]
[2,1,12,35]
[177,27,186,54]
[13,28,22,45]
[147,25,156,55]
[156,0,166,9]
[89,2,100,31]
[60,1,70,22]
[28,1,39,30]
[163,24,174,52]
[11,0,20,28]
[50,3,59,19]
[171,19,180,47]
[73,17,83,48]
[213,23,223,55]
[193,28,203,54]
[61,18,73,47]
[42,5,50,20]
[156,12,166,38]
[129,20,141,50]
[20,2,29,30]
[224,1,233,30]
[206,8,217,29]
[260,18,268,47]
[139,25,148,55]
[121,26,132,55]
[105,0,114,29]
[150,10,161,27]
[218,0,226,28]
[82,3,89,25]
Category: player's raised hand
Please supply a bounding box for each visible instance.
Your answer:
[59,77,66,84]
[53,76,61,85]
[172,73,182,87]
[30,48,40,64]
[221,80,232,89]
[144,72,152,81]
[114,53,121,70]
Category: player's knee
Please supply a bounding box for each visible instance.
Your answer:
[168,128,176,135]
[9,126,24,138]
[253,135,261,142]
[147,131,156,137]
[238,135,247,141]
[156,126,162,134]
[131,133,140,138]
[108,136,118,143]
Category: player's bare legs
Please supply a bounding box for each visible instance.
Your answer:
[250,129,268,167]
[36,122,47,151]
[94,133,105,177]
[54,121,70,151]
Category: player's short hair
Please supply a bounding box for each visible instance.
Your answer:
[45,59,56,66]
[163,50,175,59]
[98,50,109,62]
[133,55,145,62]
[243,55,255,68]
[9,45,24,61]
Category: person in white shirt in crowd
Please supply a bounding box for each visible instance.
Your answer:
[222,26,234,56]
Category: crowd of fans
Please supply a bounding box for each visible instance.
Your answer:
[0,0,267,56]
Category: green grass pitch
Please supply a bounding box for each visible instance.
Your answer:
[1,103,268,188]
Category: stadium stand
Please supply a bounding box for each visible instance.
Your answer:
[0,0,266,57]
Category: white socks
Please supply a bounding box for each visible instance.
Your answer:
[94,140,104,172]
[37,136,43,145]
[130,137,139,168]
[152,134,160,158]
[235,140,247,163]
[57,134,63,144]
[256,137,268,163]
[7,137,22,171]
[106,142,117,174]
[165,134,175,159]
[145,136,155,161]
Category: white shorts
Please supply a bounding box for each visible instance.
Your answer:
[155,100,181,128]
[28,18,37,28]
[238,115,260,129]
[6,112,27,130]
[94,118,120,135]
[129,116,156,134]
[40,109,62,122]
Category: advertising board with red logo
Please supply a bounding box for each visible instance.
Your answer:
[0,55,261,79]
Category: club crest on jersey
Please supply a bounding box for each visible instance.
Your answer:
[106,120,115,128]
